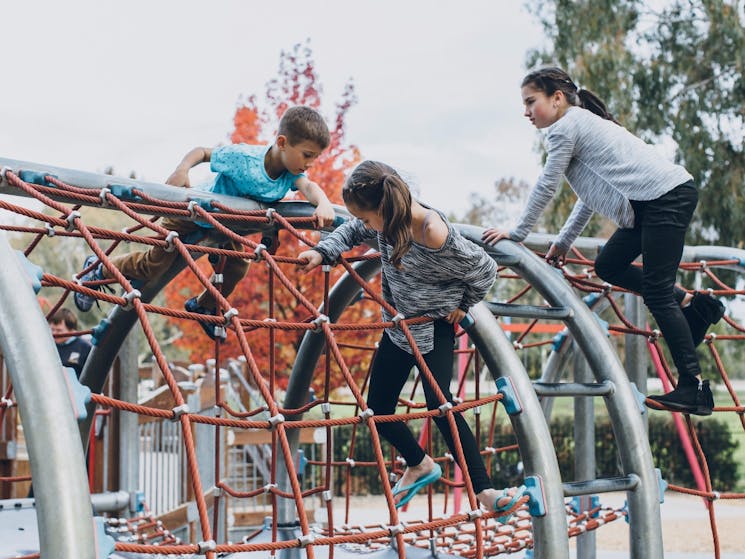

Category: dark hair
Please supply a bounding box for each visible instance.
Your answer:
[48,307,78,330]
[342,160,412,269]
[522,67,618,123]
[278,105,331,149]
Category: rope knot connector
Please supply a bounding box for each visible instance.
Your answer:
[164,231,179,252]
[65,210,81,232]
[170,404,190,422]
[197,540,216,553]
[121,289,142,311]
[311,314,330,331]
[268,414,285,429]
[391,313,405,328]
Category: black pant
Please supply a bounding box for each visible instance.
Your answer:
[366,320,492,493]
[594,181,700,380]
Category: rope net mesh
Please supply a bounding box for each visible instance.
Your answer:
[0,169,743,558]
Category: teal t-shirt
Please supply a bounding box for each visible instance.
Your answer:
[198,143,304,203]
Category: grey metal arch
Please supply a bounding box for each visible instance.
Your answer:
[0,232,95,559]
[276,250,570,558]
[458,225,663,558]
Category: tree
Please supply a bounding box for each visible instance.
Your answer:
[165,42,374,394]
[525,0,744,246]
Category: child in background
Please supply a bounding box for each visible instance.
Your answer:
[298,160,516,513]
[75,106,335,339]
[482,67,725,416]
[48,307,92,378]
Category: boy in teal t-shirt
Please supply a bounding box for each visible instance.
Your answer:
[75,106,335,339]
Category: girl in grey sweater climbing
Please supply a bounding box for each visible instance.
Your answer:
[298,160,519,514]
[482,67,724,416]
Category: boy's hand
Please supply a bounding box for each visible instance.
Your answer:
[481,227,511,246]
[166,168,191,188]
[312,201,335,228]
[297,250,323,273]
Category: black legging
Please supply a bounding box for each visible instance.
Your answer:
[366,319,492,493]
[594,181,700,380]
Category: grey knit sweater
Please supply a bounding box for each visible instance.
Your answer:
[510,106,693,251]
[313,209,497,354]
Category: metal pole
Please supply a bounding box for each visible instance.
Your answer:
[118,329,140,512]
[573,349,596,559]
[0,232,95,558]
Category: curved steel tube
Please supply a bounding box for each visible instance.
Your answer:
[0,233,95,558]
[460,227,663,558]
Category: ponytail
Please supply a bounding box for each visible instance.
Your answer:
[577,88,618,124]
[380,174,412,268]
[342,160,413,269]
[523,67,618,123]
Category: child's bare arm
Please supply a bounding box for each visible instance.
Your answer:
[294,176,335,227]
[165,147,213,187]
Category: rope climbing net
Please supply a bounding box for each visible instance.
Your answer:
[0,165,743,558]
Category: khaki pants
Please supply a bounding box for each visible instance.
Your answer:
[105,217,250,310]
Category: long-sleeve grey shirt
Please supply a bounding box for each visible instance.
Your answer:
[510,106,693,251]
[313,209,497,354]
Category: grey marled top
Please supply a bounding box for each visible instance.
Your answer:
[313,208,497,354]
[510,106,692,251]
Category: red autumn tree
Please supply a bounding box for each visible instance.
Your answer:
[165,42,380,395]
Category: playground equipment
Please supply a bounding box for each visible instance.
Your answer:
[0,158,742,558]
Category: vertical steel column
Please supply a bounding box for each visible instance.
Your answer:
[0,233,95,558]
[573,350,596,559]
[118,329,140,512]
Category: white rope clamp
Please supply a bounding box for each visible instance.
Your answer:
[321,402,331,414]
[121,289,142,311]
[391,313,405,328]
[65,210,81,232]
[171,404,190,421]
[164,231,179,252]
[210,272,224,285]
[197,540,216,553]
[254,243,268,261]
[1,166,14,179]
[438,402,453,416]
[1,397,14,408]
[467,509,484,520]
[187,200,199,218]
[298,533,315,547]
[45,223,56,237]
[345,458,356,468]
[223,308,239,324]
[99,187,111,207]
[387,523,405,536]
[358,408,374,421]
[263,483,277,493]
[322,490,333,502]
[311,314,330,331]
[648,329,661,342]
[265,207,277,224]
[268,413,285,429]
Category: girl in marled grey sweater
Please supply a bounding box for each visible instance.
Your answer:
[298,160,518,514]
[483,67,724,416]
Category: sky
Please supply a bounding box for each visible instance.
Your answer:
[0,1,547,221]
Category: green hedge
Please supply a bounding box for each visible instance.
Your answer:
[317,415,738,495]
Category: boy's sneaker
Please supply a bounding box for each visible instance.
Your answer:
[683,292,726,346]
[74,255,105,312]
[184,297,220,340]
[646,377,714,416]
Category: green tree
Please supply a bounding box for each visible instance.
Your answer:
[525,0,744,246]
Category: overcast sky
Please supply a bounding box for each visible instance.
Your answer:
[0,1,546,221]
